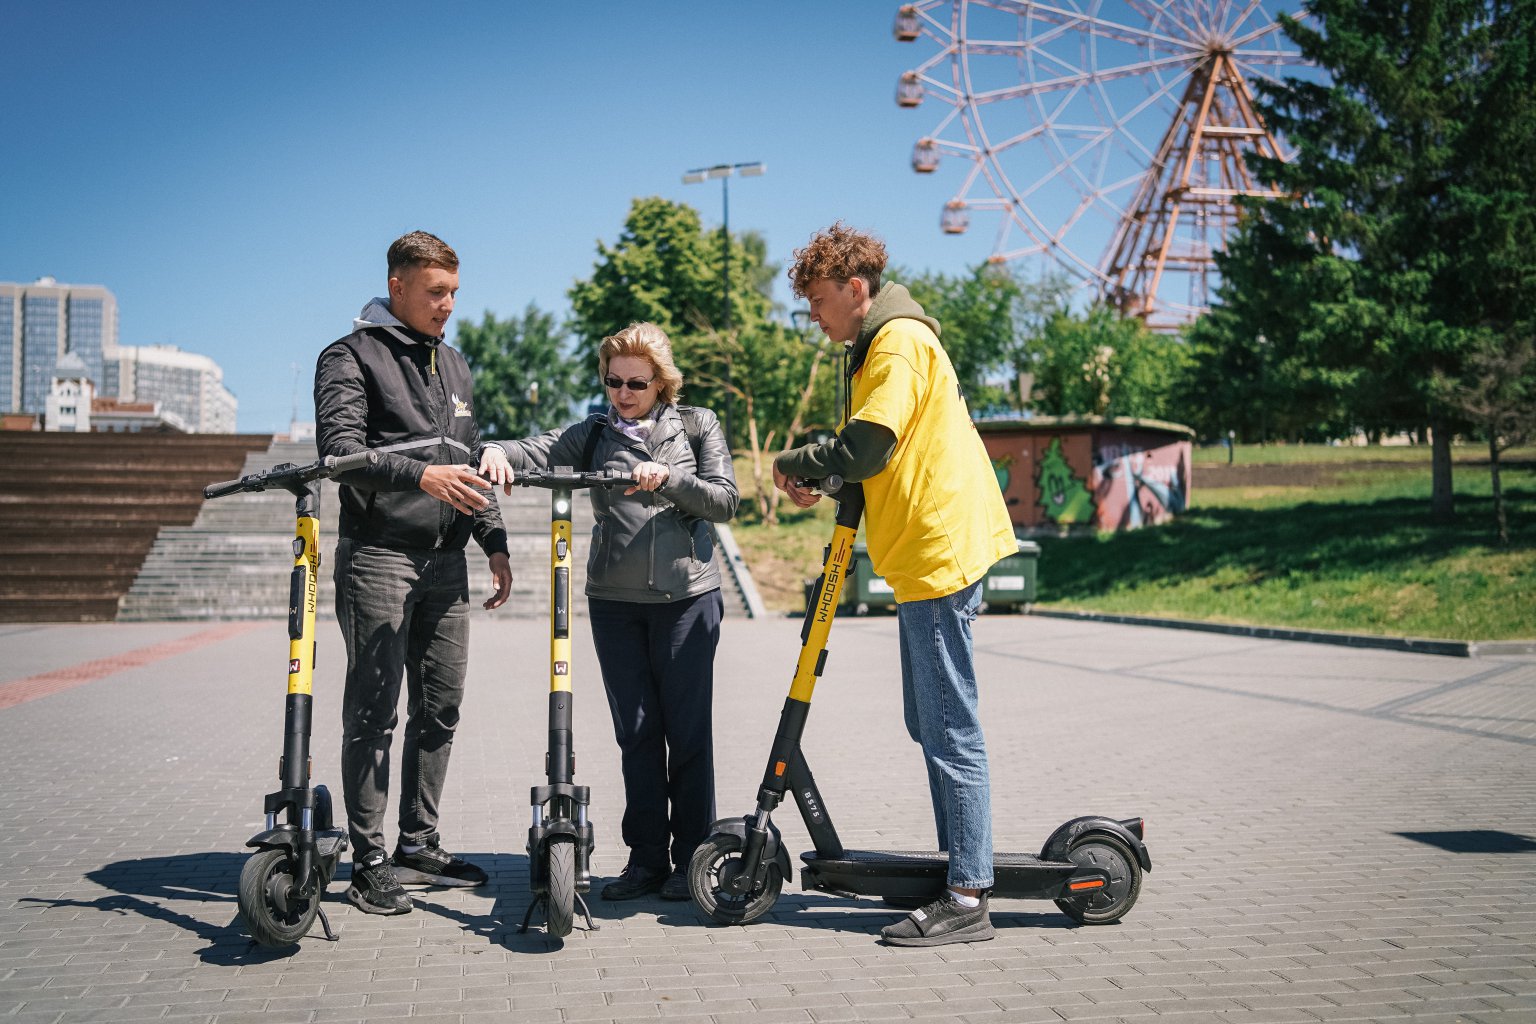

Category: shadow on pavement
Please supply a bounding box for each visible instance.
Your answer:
[19,851,305,965]
[1396,829,1536,853]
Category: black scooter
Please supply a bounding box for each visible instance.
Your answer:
[687,477,1150,928]
[203,451,373,946]
[509,466,633,938]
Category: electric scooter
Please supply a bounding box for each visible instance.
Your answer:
[203,450,374,947]
[510,466,634,938]
[687,476,1151,928]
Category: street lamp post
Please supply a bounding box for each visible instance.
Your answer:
[682,161,765,447]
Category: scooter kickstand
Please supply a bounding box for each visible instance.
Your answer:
[576,893,600,931]
[314,905,339,942]
[517,896,543,934]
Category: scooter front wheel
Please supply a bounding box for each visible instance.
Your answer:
[238,848,322,946]
[1054,833,1142,924]
[688,833,782,925]
[546,838,576,938]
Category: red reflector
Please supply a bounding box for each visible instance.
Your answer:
[773,760,787,777]
[1068,879,1105,891]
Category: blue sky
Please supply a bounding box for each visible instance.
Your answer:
[2,2,1307,433]
[3,1,1006,432]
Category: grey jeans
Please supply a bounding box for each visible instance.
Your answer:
[333,539,470,863]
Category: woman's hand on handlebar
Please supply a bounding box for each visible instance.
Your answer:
[625,461,670,495]
[772,463,821,509]
[478,444,516,494]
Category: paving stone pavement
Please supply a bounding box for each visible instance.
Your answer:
[0,613,1533,1023]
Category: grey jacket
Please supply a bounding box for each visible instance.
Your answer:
[489,403,738,603]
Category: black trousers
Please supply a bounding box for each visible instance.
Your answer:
[588,589,723,872]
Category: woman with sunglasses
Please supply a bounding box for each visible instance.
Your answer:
[478,321,738,901]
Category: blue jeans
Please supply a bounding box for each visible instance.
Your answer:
[897,579,992,889]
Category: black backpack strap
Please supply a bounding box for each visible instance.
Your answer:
[677,405,704,465]
[580,413,606,472]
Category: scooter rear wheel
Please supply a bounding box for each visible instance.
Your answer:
[1054,833,1141,924]
[688,833,782,925]
[546,838,576,938]
[238,847,322,946]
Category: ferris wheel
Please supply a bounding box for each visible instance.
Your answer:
[894,1,1312,330]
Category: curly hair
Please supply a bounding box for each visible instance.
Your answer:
[598,322,685,407]
[787,222,887,298]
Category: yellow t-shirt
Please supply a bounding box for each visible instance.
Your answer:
[851,318,1016,602]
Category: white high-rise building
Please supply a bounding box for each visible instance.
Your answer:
[108,344,238,434]
[0,278,118,416]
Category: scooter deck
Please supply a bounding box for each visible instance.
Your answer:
[800,848,1079,901]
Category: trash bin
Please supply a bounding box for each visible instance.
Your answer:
[851,542,897,614]
[806,540,1039,616]
[981,539,1039,612]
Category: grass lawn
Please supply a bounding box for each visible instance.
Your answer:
[731,445,1536,642]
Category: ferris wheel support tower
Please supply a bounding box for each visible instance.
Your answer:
[894,1,1309,332]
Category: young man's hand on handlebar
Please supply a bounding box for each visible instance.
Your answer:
[420,464,493,514]
[773,463,822,509]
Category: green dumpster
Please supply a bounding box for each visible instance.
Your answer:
[980,539,1039,612]
[807,540,1039,616]
[851,543,896,614]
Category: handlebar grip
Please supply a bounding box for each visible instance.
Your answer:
[203,478,246,500]
[795,474,843,496]
[324,450,376,476]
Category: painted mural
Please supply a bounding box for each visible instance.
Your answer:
[978,417,1192,534]
[1035,438,1094,525]
[1090,435,1189,530]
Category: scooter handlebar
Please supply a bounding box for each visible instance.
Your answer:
[202,477,249,500]
[203,450,380,499]
[510,467,636,490]
[795,474,844,496]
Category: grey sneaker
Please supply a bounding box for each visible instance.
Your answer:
[391,837,488,888]
[881,893,994,947]
[346,851,413,915]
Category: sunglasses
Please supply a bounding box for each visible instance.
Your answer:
[603,374,656,392]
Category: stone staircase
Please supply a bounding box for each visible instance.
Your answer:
[118,439,764,620]
[0,431,275,622]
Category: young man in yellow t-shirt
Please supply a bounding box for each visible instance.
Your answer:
[773,223,1016,947]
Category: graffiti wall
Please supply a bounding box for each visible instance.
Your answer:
[979,418,1192,534]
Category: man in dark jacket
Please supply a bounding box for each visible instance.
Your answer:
[315,231,512,916]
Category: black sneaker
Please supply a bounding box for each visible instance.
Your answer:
[346,851,413,915]
[600,863,668,900]
[659,867,690,901]
[391,837,488,888]
[881,893,994,947]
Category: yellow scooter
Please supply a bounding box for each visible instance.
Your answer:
[508,466,633,938]
[203,451,373,946]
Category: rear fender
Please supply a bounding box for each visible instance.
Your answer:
[1041,816,1152,873]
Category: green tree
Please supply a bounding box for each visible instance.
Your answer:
[1437,0,1536,539]
[454,305,584,437]
[567,196,775,442]
[1028,305,1189,420]
[1212,0,1521,520]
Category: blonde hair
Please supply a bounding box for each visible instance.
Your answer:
[598,322,684,406]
